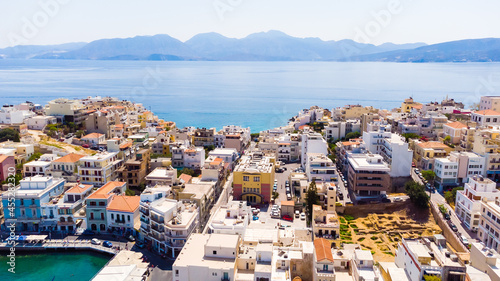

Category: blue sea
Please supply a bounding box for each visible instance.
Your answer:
[1,59,499,132]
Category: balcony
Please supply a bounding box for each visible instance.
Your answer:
[140,216,149,224]
[151,216,165,224]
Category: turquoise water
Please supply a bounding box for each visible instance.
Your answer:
[1,59,500,132]
[0,251,111,281]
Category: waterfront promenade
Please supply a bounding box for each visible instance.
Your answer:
[0,238,119,255]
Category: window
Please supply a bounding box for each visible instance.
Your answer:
[175,270,179,276]
[128,215,130,222]
[243,176,249,182]
[213,250,217,255]
[111,214,114,219]
[253,176,260,182]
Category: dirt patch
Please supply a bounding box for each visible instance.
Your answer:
[339,202,441,262]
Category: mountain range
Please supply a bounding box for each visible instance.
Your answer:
[1,31,499,62]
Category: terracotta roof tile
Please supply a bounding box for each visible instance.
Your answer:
[52,153,85,163]
[82,133,104,139]
[87,181,126,199]
[107,195,140,213]
[66,184,93,194]
[474,109,500,116]
[314,238,334,262]
[445,121,467,129]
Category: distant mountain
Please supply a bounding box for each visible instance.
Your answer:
[346,38,500,62]
[0,42,86,59]
[34,34,198,60]
[1,32,499,62]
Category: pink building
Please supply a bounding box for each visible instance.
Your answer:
[0,155,15,181]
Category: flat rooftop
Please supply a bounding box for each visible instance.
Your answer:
[174,234,237,269]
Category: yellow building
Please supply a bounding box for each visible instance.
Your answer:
[401,97,422,113]
[233,151,275,204]
[413,140,454,170]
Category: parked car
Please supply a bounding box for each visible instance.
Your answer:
[102,241,113,248]
[414,169,420,174]
[82,144,90,148]
[381,198,391,203]
[444,213,450,220]
[300,212,306,220]
[91,238,101,245]
[460,235,469,245]
[450,224,458,232]
[286,194,292,201]
[126,235,135,242]
[295,210,300,218]
[393,197,403,202]
[253,215,259,221]
[412,162,416,168]
[272,211,280,218]
[338,193,344,200]
[282,215,293,222]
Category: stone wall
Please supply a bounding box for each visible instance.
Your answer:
[429,200,468,252]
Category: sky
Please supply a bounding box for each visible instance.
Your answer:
[1,0,500,48]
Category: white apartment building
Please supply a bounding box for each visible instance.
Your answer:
[471,110,500,127]
[301,131,328,168]
[478,199,500,253]
[140,195,199,258]
[24,160,52,177]
[323,119,361,141]
[305,153,338,182]
[443,121,468,145]
[207,200,251,236]
[172,233,239,281]
[209,148,239,168]
[449,151,486,184]
[456,176,500,231]
[0,105,35,124]
[78,152,122,186]
[183,147,205,170]
[352,250,381,281]
[433,158,459,190]
[145,167,177,186]
[363,130,412,178]
[25,115,57,130]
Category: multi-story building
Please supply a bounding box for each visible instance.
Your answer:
[78,152,122,186]
[472,128,500,181]
[332,105,378,121]
[81,133,106,146]
[361,113,380,133]
[417,113,448,139]
[140,192,199,257]
[40,183,93,232]
[25,115,57,130]
[1,176,65,231]
[106,195,140,233]
[352,250,382,281]
[471,110,500,127]
[305,153,338,182]
[478,199,500,253]
[0,141,35,164]
[312,204,339,241]
[24,160,52,177]
[433,158,459,190]
[86,181,126,232]
[233,151,275,204]
[443,121,468,145]
[401,97,422,113]
[0,155,15,181]
[347,154,391,199]
[313,238,335,281]
[145,167,177,186]
[363,130,412,178]
[192,128,216,147]
[301,131,328,168]
[413,141,453,170]
[456,176,500,231]
[207,200,251,237]
[448,151,486,184]
[0,104,35,124]
[323,119,361,141]
[395,238,466,281]
[117,148,151,188]
[480,96,500,112]
[47,153,84,181]
[45,98,87,125]
[183,147,205,171]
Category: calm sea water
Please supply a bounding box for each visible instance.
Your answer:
[1,59,500,132]
[0,251,110,281]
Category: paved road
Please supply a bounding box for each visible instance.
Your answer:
[431,192,475,240]
[274,162,300,203]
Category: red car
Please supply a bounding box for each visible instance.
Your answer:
[82,144,90,148]
[412,162,416,167]
[282,215,293,222]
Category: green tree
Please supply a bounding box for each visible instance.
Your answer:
[420,170,436,183]
[28,152,43,162]
[344,132,361,141]
[444,135,451,144]
[405,181,429,208]
[305,179,319,222]
[178,168,195,177]
[1,173,22,186]
[445,186,463,204]
[402,133,421,142]
[125,189,135,196]
[272,191,279,200]
[0,128,20,142]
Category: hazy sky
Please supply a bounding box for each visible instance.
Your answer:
[1,0,499,48]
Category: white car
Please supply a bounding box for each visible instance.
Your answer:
[393,197,403,202]
[271,211,280,218]
[300,212,306,220]
[91,238,101,245]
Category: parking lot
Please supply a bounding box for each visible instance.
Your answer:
[274,162,301,203]
[251,203,308,229]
